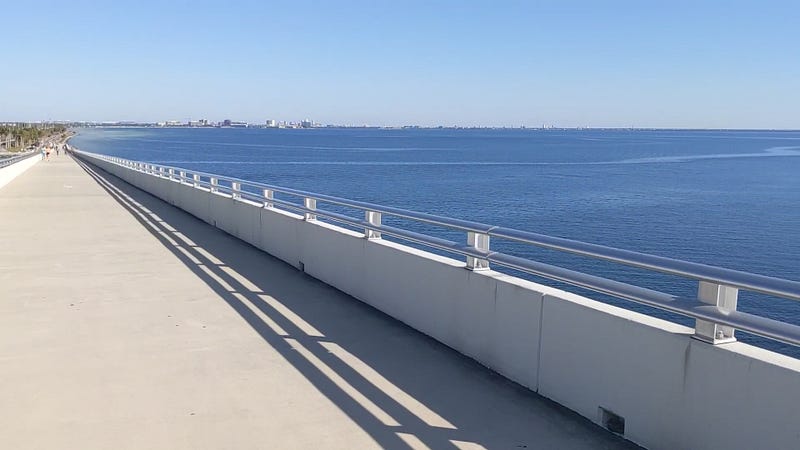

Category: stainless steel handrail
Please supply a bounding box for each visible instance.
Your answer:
[72,149,800,348]
[0,151,40,169]
[89,151,800,301]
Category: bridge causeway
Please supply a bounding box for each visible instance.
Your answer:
[0,155,634,448]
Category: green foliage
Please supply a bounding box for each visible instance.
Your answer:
[0,124,68,151]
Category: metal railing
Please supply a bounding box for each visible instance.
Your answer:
[0,150,40,169]
[73,148,800,348]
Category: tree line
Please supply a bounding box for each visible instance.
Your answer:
[0,125,68,151]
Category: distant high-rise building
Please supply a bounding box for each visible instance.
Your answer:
[265,119,277,128]
[222,119,232,127]
[300,119,313,128]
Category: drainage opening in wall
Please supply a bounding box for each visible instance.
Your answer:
[299,262,305,273]
[599,407,625,435]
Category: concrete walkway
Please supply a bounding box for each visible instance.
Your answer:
[0,155,636,449]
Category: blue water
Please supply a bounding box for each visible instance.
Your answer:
[71,127,800,356]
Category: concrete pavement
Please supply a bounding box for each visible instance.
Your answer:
[0,154,636,449]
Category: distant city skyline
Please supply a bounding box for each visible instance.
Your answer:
[2,1,799,129]
[14,119,800,132]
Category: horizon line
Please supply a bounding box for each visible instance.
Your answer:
[3,120,800,132]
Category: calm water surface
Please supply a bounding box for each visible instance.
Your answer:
[71,128,800,356]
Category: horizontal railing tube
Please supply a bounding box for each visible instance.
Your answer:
[490,227,800,301]
[0,151,41,169]
[69,148,800,349]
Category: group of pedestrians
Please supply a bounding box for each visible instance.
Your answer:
[40,143,67,161]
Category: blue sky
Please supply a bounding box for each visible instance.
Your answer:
[2,0,799,128]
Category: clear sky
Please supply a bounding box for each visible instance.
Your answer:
[2,0,799,128]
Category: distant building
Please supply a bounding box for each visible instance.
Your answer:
[265,119,277,128]
[222,119,232,127]
[300,119,313,128]
[188,119,209,127]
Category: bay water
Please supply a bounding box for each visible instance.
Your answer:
[70,127,800,356]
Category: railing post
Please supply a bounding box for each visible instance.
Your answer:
[232,181,241,199]
[694,281,738,344]
[210,177,218,192]
[263,189,273,208]
[159,167,165,177]
[466,231,490,270]
[365,211,381,239]
[168,168,174,180]
[193,174,199,188]
[304,197,316,221]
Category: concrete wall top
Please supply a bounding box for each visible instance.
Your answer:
[0,153,41,189]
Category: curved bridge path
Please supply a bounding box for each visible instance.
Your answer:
[0,154,636,449]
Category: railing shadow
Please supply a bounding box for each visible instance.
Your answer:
[74,156,636,450]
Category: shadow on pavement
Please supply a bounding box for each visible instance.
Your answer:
[74,155,638,450]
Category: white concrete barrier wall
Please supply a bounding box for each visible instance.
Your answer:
[77,153,800,450]
[0,154,42,189]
